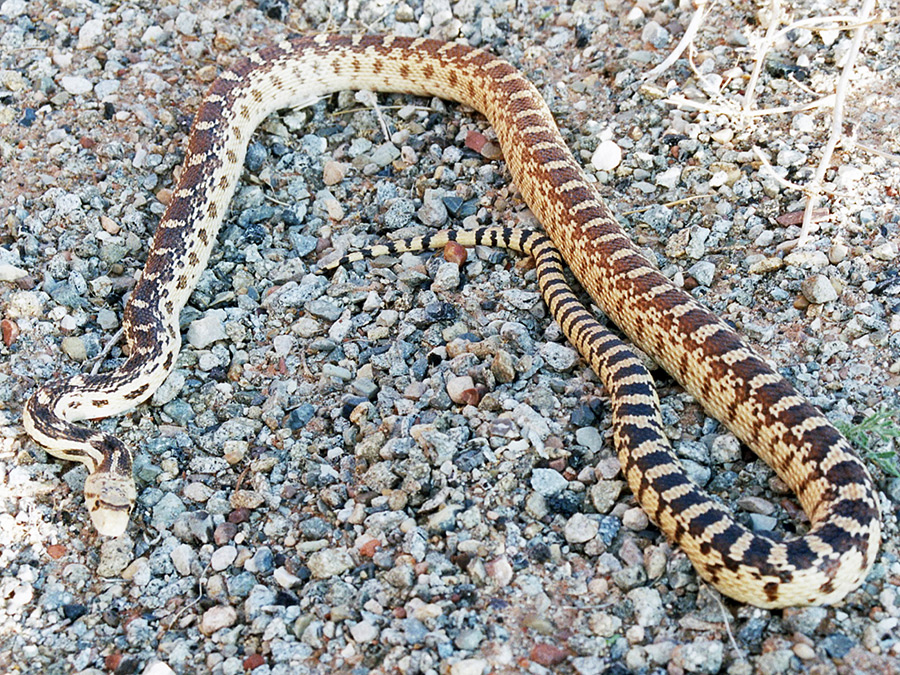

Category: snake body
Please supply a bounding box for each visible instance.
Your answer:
[23,35,880,607]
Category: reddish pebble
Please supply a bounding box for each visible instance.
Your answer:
[104,654,123,671]
[79,136,96,149]
[227,508,250,524]
[530,643,569,666]
[46,544,66,559]
[2,319,19,347]
[465,129,487,153]
[358,539,380,557]
[443,240,467,265]
[214,522,237,545]
[156,188,173,205]
[243,654,266,670]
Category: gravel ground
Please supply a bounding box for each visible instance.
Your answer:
[1,0,899,674]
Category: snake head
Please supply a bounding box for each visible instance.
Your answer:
[84,437,136,537]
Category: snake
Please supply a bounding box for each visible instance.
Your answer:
[21,34,880,608]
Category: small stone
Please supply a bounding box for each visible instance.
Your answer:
[450,659,487,675]
[61,336,87,362]
[687,261,715,287]
[711,128,734,145]
[655,166,682,189]
[230,490,265,510]
[349,620,378,643]
[143,662,176,675]
[792,643,816,660]
[152,493,186,530]
[60,76,93,96]
[530,643,569,666]
[539,342,578,371]
[0,264,27,282]
[446,375,478,405]
[564,513,599,543]
[273,566,300,589]
[431,261,460,292]
[491,350,516,383]
[672,639,725,674]
[591,140,622,172]
[187,309,227,348]
[622,507,649,530]
[871,241,896,261]
[828,242,849,264]
[170,544,196,576]
[200,605,237,635]
[322,160,346,186]
[307,548,353,579]
[141,25,168,46]
[777,149,807,167]
[575,427,603,453]
[97,535,133,578]
[628,587,664,627]
[590,480,624,513]
[211,545,237,571]
[800,274,838,304]
[531,468,568,496]
[443,241,467,265]
[485,557,513,586]
[174,11,197,35]
[77,18,105,49]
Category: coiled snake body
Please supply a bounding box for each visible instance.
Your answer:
[23,35,880,608]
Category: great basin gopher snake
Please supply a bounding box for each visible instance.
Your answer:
[23,35,880,608]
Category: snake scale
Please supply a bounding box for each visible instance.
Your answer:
[22,34,880,608]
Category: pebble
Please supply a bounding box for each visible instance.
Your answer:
[152,493,187,530]
[200,606,237,636]
[591,140,622,171]
[60,76,93,95]
[622,507,649,530]
[575,426,603,453]
[671,639,724,674]
[307,548,353,579]
[446,375,478,405]
[564,513,599,543]
[77,18,104,49]
[687,260,715,287]
[627,587,664,627]
[539,342,578,371]
[800,274,838,304]
[590,480,624,513]
[187,310,228,348]
[450,659,486,675]
[349,620,378,643]
[431,261,460,292]
[97,535,133,578]
[531,468,568,496]
[211,545,237,571]
[170,544,196,576]
[61,336,87,361]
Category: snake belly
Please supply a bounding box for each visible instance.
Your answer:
[23,34,880,608]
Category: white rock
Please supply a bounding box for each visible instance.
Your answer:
[801,274,838,304]
[210,545,237,571]
[187,309,227,348]
[142,662,176,675]
[170,544,196,576]
[591,139,622,172]
[308,548,353,579]
[564,513,599,543]
[655,166,682,189]
[0,0,27,18]
[349,620,379,643]
[450,659,487,675]
[77,18,105,49]
[200,605,237,635]
[60,75,93,95]
[0,264,27,282]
